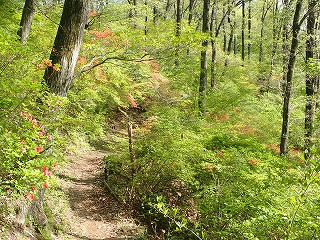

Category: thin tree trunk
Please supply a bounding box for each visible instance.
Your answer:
[241,0,245,62]
[153,5,158,24]
[129,0,137,18]
[187,0,195,55]
[175,0,182,65]
[43,0,89,97]
[259,0,267,63]
[210,0,217,88]
[165,0,171,19]
[280,0,303,155]
[199,0,210,115]
[282,0,290,94]
[144,0,148,35]
[304,0,317,160]
[225,0,233,66]
[268,0,280,92]
[223,2,227,52]
[248,0,252,59]
[17,0,36,44]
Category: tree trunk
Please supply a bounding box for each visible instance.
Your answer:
[43,0,89,97]
[280,0,303,155]
[223,2,227,52]
[199,0,210,115]
[259,0,267,63]
[175,0,182,65]
[304,0,317,160]
[144,0,148,35]
[268,0,280,92]
[187,0,195,55]
[188,0,195,24]
[247,0,252,59]
[241,0,245,62]
[210,1,217,88]
[17,0,36,45]
[281,0,290,94]
[129,0,137,18]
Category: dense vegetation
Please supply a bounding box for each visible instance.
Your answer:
[1,0,320,239]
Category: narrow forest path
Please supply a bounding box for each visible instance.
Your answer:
[53,150,144,240]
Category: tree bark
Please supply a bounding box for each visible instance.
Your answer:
[247,0,252,59]
[241,0,245,62]
[280,0,303,154]
[43,0,89,97]
[199,0,210,115]
[17,0,36,45]
[210,0,217,88]
[175,0,182,65]
[281,0,291,94]
[304,0,317,160]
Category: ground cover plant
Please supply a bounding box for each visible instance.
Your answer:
[1,0,320,239]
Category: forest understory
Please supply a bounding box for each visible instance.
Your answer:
[1,0,320,239]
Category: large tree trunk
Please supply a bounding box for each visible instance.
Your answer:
[304,0,317,160]
[199,0,210,115]
[17,0,36,44]
[280,0,303,154]
[43,0,89,97]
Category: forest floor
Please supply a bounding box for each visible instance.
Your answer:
[50,150,145,240]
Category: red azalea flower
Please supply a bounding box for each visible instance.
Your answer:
[43,182,49,188]
[32,119,38,126]
[38,131,44,136]
[21,147,26,153]
[44,170,51,177]
[20,111,26,117]
[25,192,34,201]
[47,134,52,140]
[42,166,49,172]
[52,163,58,169]
[35,146,43,152]
[31,186,36,191]
[27,114,33,120]
[36,64,43,69]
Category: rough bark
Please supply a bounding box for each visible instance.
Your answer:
[304,0,317,160]
[43,0,89,97]
[199,0,210,115]
[280,0,303,155]
[17,0,36,44]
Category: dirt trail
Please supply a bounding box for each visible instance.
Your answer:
[54,150,143,240]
